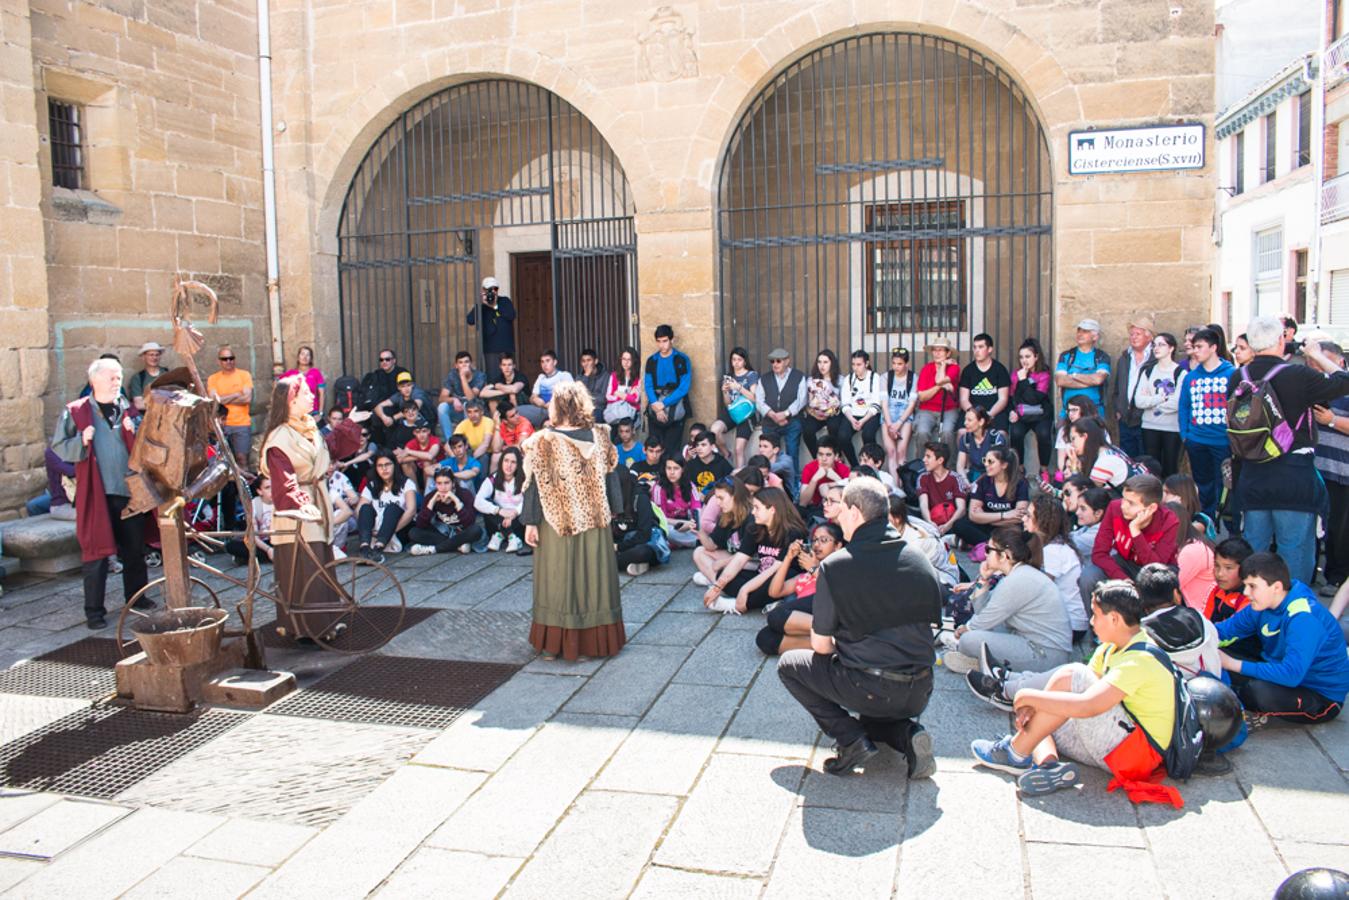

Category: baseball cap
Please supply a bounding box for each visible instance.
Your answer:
[767,347,790,361]
[138,341,166,355]
[482,276,499,290]
[413,419,431,431]
[396,372,412,384]
[1076,318,1102,333]
[890,347,910,360]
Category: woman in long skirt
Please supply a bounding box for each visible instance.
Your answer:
[522,381,625,661]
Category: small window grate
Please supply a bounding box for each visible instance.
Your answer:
[48,99,84,190]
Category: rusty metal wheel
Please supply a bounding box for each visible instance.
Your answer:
[115,575,223,657]
[294,556,406,653]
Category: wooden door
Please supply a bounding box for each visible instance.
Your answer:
[511,251,555,376]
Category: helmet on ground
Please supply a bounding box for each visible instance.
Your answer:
[1187,674,1242,750]
[1272,868,1349,899]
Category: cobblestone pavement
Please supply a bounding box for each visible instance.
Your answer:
[0,550,1345,898]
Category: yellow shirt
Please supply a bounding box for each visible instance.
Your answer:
[453,416,495,451]
[1088,632,1175,749]
[207,369,253,427]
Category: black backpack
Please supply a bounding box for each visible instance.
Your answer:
[1122,643,1204,781]
[331,375,361,414]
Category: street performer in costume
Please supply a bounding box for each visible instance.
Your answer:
[261,375,368,642]
[52,357,151,630]
[521,381,625,661]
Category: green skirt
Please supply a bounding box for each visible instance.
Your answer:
[529,523,624,659]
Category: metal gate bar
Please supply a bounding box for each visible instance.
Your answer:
[338,79,638,388]
[717,33,1052,373]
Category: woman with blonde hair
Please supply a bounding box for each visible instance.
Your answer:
[521,380,625,660]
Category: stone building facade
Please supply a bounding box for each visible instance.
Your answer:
[0,0,1216,516]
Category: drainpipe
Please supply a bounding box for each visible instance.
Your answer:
[257,0,284,366]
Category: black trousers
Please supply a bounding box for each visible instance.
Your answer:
[802,414,845,459]
[722,567,777,612]
[481,513,526,541]
[407,523,484,554]
[1009,416,1054,470]
[777,649,933,746]
[81,495,149,620]
[951,516,994,547]
[1324,479,1349,584]
[1230,672,1343,724]
[616,543,658,568]
[756,594,813,655]
[646,410,686,459]
[357,503,404,547]
[1143,429,1183,478]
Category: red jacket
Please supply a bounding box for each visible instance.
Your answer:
[68,397,137,563]
[1091,500,1179,580]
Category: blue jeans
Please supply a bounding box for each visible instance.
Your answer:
[1242,509,1317,586]
[437,401,465,439]
[1118,422,1144,459]
[1185,440,1229,520]
[764,418,803,473]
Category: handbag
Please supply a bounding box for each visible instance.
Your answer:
[604,400,638,424]
[1018,404,1045,421]
[727,394,755,424]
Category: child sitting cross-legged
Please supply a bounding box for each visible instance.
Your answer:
[971,580,1182,803]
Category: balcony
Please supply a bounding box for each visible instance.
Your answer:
[1328,34,1349,87]
[1325,172,1349,224]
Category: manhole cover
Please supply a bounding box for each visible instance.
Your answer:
[264,655,520,729]
[0,639,136,701]
[259,606,435,651]
[0,705,247,798]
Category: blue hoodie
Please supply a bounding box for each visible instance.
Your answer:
[1177,358,1236,447]
[1215,580,1349,704]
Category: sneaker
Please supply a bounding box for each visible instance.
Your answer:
[907,723,936,780]
[409,544,437,556]
[144,550,162,569]
[458,543,471,554]
[978,642,1011,681]
[109,557,124,575]
[1243,710,1271,732]
[505,534,523,553]
[971,735,1033,775]
[515,546,533,556]
[626,562,650,576]
[692,572,712,587]
[708,595,740,615]
[487,532,504,552]
[1017,760,1081,796]
[967,672,1015,712]
[941,650,979,674]
[823,737,879,776]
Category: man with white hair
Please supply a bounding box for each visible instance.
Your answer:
[1110,314,1155,458]
[466,276,516,377]
[1227,316,1349,585]
[51,357,152,629]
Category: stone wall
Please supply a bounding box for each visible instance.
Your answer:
[25,0,270,464]
[0,4,52,514]
[274,0,1216,423]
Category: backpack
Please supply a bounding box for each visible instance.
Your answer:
[1227,364,1304,463]
[1122,643,1204,782]
[886,368,915,405]
[644,351,693,419]
[331,375,361,414]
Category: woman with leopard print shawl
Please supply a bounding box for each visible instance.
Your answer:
[522,381,626,661]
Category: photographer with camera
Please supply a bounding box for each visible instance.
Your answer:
[466,276,517,376]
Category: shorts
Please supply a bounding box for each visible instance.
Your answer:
[718,412,755,439]
[222,425,252,461]
[1049,664,1135,769]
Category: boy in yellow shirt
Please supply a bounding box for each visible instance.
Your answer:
[971,580,1176,797]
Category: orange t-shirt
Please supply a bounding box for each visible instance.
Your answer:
[208,369,254,427]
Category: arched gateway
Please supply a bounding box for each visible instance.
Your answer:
[337,79,637,385]
[717,33,1053,366]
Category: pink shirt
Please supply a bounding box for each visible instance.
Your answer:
[282,366,326,412]
[1177,541,1217,612]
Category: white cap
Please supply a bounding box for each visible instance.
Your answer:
[482,277,499,290]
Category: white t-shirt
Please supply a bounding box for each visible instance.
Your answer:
[251,497,274,537]
[1041,541,1086,631]
[533,370,575,404]
[886,369,915,420]
[359,482,413,552]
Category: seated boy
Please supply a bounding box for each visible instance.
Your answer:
[408,469,484,556]
[859,443,898,494]
[971,580,1179,802]
[1203,536,1262,661]
[686,431,733,496]
[630,435,664,484]
[490,398,534,471]
[914,441,963,538]
[452,399,495,470]
[396,420,442,486]
[1069,484,1110,600]
[758,432,797,498]
[1091,474,1179,580]
[1217,552,1349,726]
[438,433,483,491]
[1137,563,1222,680]
[614,418,644,470]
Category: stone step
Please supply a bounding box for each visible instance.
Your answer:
[0,514,81,575]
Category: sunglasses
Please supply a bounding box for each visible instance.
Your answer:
[380,356,394,362]
[218,356,235,362]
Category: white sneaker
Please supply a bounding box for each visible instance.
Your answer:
[487,532,504,552]
[626,562,650,576]
[692,572,711,587]
[459,543,471,554]
[709,595,741,615]
[505,534,523,553]
[941,650,979,674]
[409,544,437,556]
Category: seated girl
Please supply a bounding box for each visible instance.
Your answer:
[952,447,1029,549]
[692,478,753,587]
[651,455,702,548]
[475,445,527,554]
[754,522,845,655]
[700,487,807,614]
[355,452,417,563]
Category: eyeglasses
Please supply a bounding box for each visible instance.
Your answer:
[986,546,1006,556]
[376,462,395,468]
[218,356,235,362]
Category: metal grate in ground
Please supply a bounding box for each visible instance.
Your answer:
[259,606,435,651]
[263,655,520,730]
[0,704,248,798]
[0,639,136,701]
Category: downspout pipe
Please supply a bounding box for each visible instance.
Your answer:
[257,0,284,367]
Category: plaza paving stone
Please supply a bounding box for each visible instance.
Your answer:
[0,548,1344,898]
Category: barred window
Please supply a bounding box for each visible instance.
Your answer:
[48,99,84,190]
[1297,91,1312,169]
[865,201,965,333]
